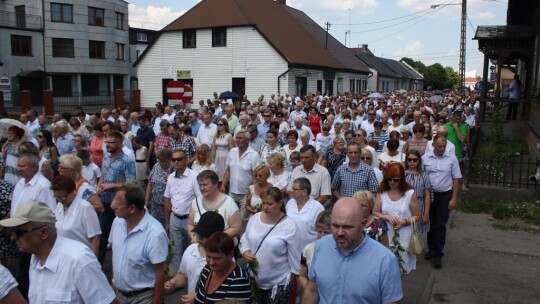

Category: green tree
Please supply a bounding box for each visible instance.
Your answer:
[445,66,459,89]
[401,57,426,74]
[424,63,447,89]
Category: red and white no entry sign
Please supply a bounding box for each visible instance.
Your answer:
[166,81,185,99]
[182,85,193,103]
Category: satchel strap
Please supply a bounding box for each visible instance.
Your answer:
[254,215,286,256]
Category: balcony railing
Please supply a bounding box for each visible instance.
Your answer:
[0,10,42,30]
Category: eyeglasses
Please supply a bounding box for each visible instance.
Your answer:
[37,135,43,138]
[104,141,121,144]
[12,226,44,237]
[292,188,303,191]
[355,134,364,137]
[217,124,224,126]
[368,113,376,116]
[386,178,401,183]
[172,157,187,162]
[263,115,271,118]
[406,158,419,163]
[360,157,371,160]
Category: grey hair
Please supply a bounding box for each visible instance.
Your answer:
[55,119,69,130]
[300,130,310,140]
[236,128,250,138]
[19,153,40,167]
[159,119,171,128]
[436,125,448,134]
[332,135,345,145]
[74,134,87,147]
[157,148,172,162]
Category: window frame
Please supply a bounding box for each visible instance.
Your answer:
[212,27,227,47]
[136,32,147,42]
[182,29,196,48]
[52,38,75,58]
[51,3,73,23]
[115,12,124,30]
[89,40,105,59]
[11,35,32,56]
[116,43,125,60]
[88,7,105,27]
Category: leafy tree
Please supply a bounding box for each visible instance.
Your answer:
[424,63,447,89]
[445,66,459,89]
[401,57,426,74]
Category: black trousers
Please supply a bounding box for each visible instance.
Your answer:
[427,190,453,257]
[506,100,518,120]
[98,202,115,265]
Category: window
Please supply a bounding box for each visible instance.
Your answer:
[15,6,26,28]
[88,7,104,26]
[11,35,32,56]
[212,27,226,47]
[116,12,124,30]
[51,3,73,23]
[116,43,125,60]
[183,30,196,48]
[89,40,105,59]
[349,79,355,93]
[137,32,147,42]
[52,38,74,57]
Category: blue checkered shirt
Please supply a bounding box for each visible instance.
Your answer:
[331,162,378,197]
[100,151,136,204]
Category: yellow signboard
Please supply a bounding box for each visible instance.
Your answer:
[177,70,191,79]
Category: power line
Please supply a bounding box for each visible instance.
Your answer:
[350,9,440,34]
[331,7,432,26]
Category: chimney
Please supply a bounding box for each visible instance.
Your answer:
[362,44,368,52]
[276,0,286,4]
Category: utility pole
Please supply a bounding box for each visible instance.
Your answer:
[459,0,467,91]
[325,22,331,49]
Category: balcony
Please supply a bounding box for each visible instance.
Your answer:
[0,10,42,30]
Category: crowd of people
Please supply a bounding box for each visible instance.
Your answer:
[0,89,472,303]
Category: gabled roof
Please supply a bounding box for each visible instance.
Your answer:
[158,0,370,73]
[398,61,423,80]
[355,52,400,78]
[378,57,419,79]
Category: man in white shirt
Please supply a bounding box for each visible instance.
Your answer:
[360,110,377,136]
[26,110,40,139]
[162,106,175,123]
[11,153,56,217]
[196,113,217,146]
[164,149,202,273]
[0,203,115,304]
[153,106,165,136]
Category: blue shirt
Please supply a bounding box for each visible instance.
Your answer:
[109,212,169,292]
[422,151,462,192]
[309,234,403,304]
[100,151,136,204]
[56,133,74,156]
[189,120,202,137]
[331,162,378,197]
[257,123,270,140]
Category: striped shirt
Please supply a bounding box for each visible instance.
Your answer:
[194,264,252,303]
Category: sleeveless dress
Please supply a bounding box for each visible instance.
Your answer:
[214,134,231,181]
[249,185,263,211]
[309,115,322,136]
[381,189,416,274]
[90,136,105,168]
[405,172,432,234]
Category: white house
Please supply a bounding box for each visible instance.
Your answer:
[134,0,371,107]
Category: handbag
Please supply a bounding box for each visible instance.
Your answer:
[408,218,424,255]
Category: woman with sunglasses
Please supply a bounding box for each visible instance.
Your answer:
[38,130,59,174]
[405,150,432,234]
[373,163,420,275]
[211,118,234,182]
[402,123,428,156]
[360,149,383,185]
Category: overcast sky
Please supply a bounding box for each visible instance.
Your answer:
[128,0,508,77]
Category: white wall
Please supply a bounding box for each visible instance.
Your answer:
[137,26,288,107]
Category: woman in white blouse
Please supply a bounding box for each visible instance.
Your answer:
[285,178,325,251]
[51,175,101,255]
[240,187,301,303]
[266,153,291,197]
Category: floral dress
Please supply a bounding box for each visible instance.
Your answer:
[0,180,17,259]
[323,148,347,180]
[405,172,432,233]
[148,163,172,226]
[260,144,286,165]
[365,216,389,242]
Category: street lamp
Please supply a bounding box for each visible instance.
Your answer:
[432,1,467,91]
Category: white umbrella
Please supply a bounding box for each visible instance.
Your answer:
[368,92,385,99]
[427,95,444,102]
[0,118,38,145]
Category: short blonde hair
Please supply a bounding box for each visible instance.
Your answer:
[254,164,271,179]
[267,153,285,169]
[353,190,375,213]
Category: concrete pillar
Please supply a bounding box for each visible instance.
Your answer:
[21,90,32,112]
[43,90,54,116]
[115,89,124,109]
[132,89,141,110]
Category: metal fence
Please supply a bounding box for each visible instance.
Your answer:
[467,155,539,189]
[0,10,42,30]
[53,92,115,113]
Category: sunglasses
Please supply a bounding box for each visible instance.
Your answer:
[172,157,187,162]
[217,124,224,126]
[12,226,44,237]
[37,135,43,138]
[407,158,419,163]
[263,115,271,118]
[387,178,401,183]
[360,156,371,160]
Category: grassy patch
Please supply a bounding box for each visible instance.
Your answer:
[459,200,540,233]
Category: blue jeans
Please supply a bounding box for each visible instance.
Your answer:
[169,214,190,274]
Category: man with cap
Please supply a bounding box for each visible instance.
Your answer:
[109,182,169,304]
[164,212,225,302]
[0,202,115,304]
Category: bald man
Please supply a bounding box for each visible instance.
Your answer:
[303,198,402,304]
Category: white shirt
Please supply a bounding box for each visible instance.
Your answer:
[360,120,375,136]
[55,198,101,249]
[196,123,217,146]
[425,139,456,156]
[162,113,175,123]
[226,147,261,195]
[0,264,17,299]
[285,198,325,250]
[191,195,238,230]
[179,244,207,294]
[27,119,40,139]
[11,173,56,217]
[29,236,115,304]
[153,116,163,135]
[164,168,201,215]
[82,163,101,188]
